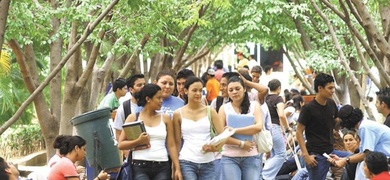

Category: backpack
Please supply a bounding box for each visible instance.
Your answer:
[216,96,224,112]
[123,99,132,119]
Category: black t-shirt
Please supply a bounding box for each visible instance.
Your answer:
[266,94,284,125]
[384,114,390,128]
[298,99,338,154]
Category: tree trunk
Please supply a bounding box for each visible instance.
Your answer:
[8,40,58,162]
[323,0,390,86]
[351,0,390,64]
[48,0,62,158]
[119,34,150,78]
[310,0,375,119]
[290,0,313,52]
[0,0,119,136]
[89,54,116,109]
[0,0,10,56]
[334,73,350,105]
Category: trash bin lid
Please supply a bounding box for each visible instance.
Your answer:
[71,108,111,126]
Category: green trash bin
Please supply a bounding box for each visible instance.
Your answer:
[71,108,121,171]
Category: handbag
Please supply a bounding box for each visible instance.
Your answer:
[255,128,273,153]
[207,106,217,138]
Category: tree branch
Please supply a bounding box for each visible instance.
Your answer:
[335,0,390,85]
[0,0,120,135]
[284,48,315,94]
[120,34,151,78]
[309,0,375,119]
[0,0,10,56]
[350,0,390,62]
[351,31,381,87]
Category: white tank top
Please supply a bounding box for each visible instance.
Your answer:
[133,115,168,161]
[179,108,215,163]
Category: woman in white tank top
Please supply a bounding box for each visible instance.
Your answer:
[118,84,181,180]
[172,76,224,180]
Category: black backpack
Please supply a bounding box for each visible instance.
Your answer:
[123,99,132,120]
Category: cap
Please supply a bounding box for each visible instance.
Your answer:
[207,69,215,75]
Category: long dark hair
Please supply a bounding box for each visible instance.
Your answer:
[183,76,204,104]
[134,84,161,107]
[59,136,86,155]
[227,76,250,114]
[292,95,304,111]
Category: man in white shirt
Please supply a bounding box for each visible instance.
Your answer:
[113,74,145,141]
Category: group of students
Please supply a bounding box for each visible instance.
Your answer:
[114,68,268,180]
[52,68,390,180]
[4,66,390,180]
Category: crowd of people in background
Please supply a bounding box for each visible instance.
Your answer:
[3,52,390,180]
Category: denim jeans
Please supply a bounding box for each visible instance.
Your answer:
[132,160,171,180]
[221,155,261,180]
[306,150,351,180]
[214,159,222,180]
[262,124,287,179]
[292,168,309,180]
[180,160,215,180]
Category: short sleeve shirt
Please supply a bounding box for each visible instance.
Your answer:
[298,99,338,154]
[265,94,284,125]
[48,157,78,180]
[98,93,119,110]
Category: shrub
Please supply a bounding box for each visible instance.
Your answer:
[0,124,45,159]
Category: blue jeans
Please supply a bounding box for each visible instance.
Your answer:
[180,160,215,180]
[221,155,261,180]
[292,168,309,180]
[132,160,171,180]
[214,159,222,180]
[262,124,287,179]
[306,150,351,180]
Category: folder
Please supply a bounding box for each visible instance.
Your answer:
[227,114,254,141]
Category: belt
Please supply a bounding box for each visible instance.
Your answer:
[132,160,168,165]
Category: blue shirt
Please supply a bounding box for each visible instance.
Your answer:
[160,95,185,118]
[358,119,390,155]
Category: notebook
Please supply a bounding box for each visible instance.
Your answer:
[226,114,254,141]
[122,121,147,149]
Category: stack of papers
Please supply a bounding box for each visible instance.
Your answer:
[206,128,236,146]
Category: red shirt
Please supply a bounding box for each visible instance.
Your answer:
[47,157,79,180]
[371,171,390,180]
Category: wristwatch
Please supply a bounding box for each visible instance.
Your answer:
[345,157,350,164]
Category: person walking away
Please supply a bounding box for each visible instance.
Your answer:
[262,79,290,180]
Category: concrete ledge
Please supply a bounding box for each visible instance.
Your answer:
[14,150,47,166]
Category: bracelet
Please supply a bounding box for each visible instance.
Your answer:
[96,176,102,180]
[239,141,244,148]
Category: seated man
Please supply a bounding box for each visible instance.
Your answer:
[0,157,19,180]
[363,151,390,180]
